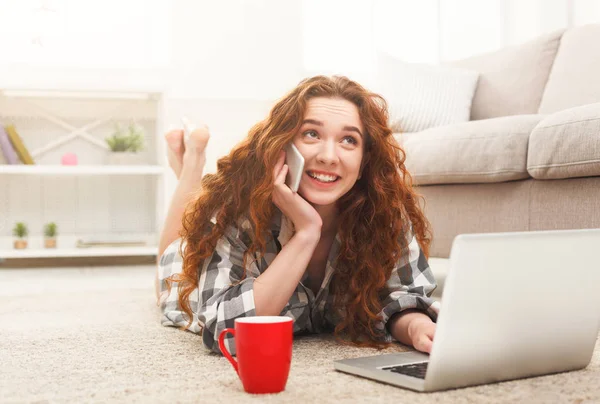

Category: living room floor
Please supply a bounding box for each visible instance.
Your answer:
[1,264,598,403]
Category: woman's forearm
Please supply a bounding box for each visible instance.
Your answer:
[253,228,320,316]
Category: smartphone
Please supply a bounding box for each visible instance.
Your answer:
[284,143,305,193]
[181,116,195,144]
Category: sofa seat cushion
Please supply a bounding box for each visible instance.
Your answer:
[397,115,544,185]
[528,102,600,180]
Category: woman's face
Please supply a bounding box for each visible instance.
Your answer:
[293,97,365,207]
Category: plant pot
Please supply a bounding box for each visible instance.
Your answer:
[14,239,27,249]
[44,238,57,248]
[106,152,144,165]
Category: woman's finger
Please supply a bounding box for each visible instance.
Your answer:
[273,151,286,177]
[275,164,289,186]
[419,334,433,353]
[426,323,436,340]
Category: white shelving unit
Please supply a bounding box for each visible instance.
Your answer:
[0,165,164,175]
[1,246,158,259]
[0,89,167,260]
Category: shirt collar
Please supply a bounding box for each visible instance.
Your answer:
[217,208,341,264]
[272,208,341,266]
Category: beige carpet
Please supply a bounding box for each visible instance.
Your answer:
[0,265,598,404]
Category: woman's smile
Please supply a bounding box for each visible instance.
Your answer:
[305,170,341,188]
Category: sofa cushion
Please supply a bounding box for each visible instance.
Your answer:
[396,115,544,185]
[450,30,563,120]
[539,24,600,114]
[528,102,600,180]
[375,51,479,132]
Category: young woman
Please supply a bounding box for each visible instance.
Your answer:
[156,76,440,355]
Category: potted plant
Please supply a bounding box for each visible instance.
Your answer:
[12,222,28,249]
[44,222,58,248]
[105,122,146,165]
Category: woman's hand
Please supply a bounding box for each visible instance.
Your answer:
[389,310,437,354]
[408,316,436,354]
[272,151,322,236]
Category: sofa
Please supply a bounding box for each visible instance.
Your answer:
[396,24,600,259]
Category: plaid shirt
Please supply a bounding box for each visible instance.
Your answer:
[157,210,440,355]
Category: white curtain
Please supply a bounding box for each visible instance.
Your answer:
[302,0,600,79]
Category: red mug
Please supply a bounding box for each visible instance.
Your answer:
[218,316,293,394]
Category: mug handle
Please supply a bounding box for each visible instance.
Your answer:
[218,328,238,373]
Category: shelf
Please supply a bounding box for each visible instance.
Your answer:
[0,165,165,175]
[0,246,158,259]
[0,68,168,97]
[1,89,157,100]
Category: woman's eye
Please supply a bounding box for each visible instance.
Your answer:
[342,136,358,145]
[303,130,318,139]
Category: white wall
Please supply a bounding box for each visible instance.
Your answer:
[167,0,305,101]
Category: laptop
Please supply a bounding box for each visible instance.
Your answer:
[334,229,600,392]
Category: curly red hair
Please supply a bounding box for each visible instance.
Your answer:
[169,75,432,348]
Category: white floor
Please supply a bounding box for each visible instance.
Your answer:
[0,265,155,297]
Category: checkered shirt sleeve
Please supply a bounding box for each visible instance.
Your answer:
[157,233,257,355]
[378,230,441,342]
[157,239,202,333]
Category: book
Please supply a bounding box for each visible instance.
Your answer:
[4,125,35,165]
[0,125,19,164]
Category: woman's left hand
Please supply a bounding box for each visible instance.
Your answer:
[408,317,436,354]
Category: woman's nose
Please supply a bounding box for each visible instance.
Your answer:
[316,141,340,165]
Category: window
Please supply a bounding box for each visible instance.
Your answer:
[302,0,374,81]
[439,0,504,61]
[0,0,170,68]
[373,0,439,64]
[573,0,600,25]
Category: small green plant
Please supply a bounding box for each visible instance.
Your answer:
[44,222,58,238]
[105,122,146,152]
[12,222,28,239]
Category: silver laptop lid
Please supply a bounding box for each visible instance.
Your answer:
[425,229,600,391]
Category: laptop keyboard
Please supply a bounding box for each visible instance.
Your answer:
[381,362,428,379]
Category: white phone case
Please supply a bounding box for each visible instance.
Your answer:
[284,143,305,193]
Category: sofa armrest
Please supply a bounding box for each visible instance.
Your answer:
[395,115,544,186]
[528,102,600,180]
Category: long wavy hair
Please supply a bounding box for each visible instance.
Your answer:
[169,75,432,348]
